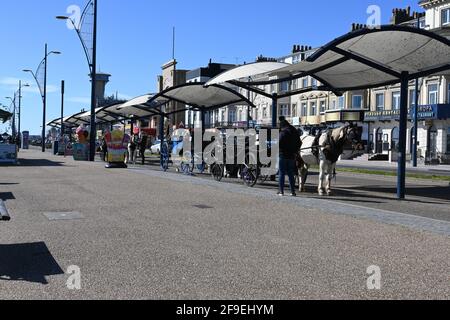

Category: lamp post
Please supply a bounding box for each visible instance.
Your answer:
[17,81,30,148]
[23,44,61,152]
[57,0,98,161]
[5,97,16,138]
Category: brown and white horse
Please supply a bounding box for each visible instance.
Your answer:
[297,125,363,196]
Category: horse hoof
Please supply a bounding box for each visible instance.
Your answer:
[326,191,332,196]
[318,190,324,196]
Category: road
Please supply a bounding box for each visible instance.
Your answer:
[0,149,449,299]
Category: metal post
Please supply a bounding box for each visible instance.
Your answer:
[42,44,48,153]
[397,72,409,200]
[412,79,419,167]
[89,0,98,161]
[18,80,22,148]
[159,114,165,166]
[61,80,65,139]
[412,16,421,168]
[271,93,278,128]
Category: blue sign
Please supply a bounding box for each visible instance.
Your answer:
[364,104,450,122]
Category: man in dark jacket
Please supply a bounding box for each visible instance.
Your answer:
[278,117,301,196]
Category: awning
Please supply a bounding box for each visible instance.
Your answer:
[205,61,289,86]
[116,94,163,118]
[146,82,254,115]
[0,109,12,123]
[270,26,450,91]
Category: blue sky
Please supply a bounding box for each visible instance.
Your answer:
[0,0,421,135]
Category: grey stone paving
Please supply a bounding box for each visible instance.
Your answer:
[0,149,449,300]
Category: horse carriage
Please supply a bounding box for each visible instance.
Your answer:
[160,124,363,195]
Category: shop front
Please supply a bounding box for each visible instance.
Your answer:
[364,104,450,164]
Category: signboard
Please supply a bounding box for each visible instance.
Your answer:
[104,130,130,164]
[72,143,89,161]
[0,144,17,164]
[364,104,450,122]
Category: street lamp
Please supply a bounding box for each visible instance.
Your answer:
[23,44,61,153]
[5,97,16,138]
[16,81,30,148]
[57,0,98,161]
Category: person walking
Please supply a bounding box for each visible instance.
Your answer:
[278,117,301,197]
[138,134,148,165]
[101,137,108,162]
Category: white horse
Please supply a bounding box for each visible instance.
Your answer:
[297,125,363,196]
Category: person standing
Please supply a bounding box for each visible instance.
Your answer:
[278,117,301,197]
[139,134,148,165]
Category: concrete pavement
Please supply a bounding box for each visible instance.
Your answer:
[0,149,449,299]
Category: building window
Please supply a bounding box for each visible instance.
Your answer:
[352,95,363,109]
[409,89,417,107]
[311,78,318,87]
[280,104,290,117]
[447,83,450,103]
[447,127,450,154]
[291,79,298,90]
[338,96,345,109]
[320,100,326,113]
[237,110,242,122]
[279,81,289,92]
[302,103,307,116]
[392,91,401,110]
[270,84,277,93]
[442,8,450,25]
[428,84,439,105]
[310,102,317,116]
[292,104,297,117]
[376,93,385,111]
[302,77,308,88]
[228,110,237,123]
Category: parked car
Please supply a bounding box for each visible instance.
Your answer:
[151,140,161,154]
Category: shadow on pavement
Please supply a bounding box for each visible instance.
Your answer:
[16,159,67,167]
[0,242,64,285]
[0,192,15,201]
[340,185,450,202]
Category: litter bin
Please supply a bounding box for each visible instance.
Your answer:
[52,141,59,155]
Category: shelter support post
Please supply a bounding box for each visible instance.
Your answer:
[159,114,165,168]
[397,72,409,200]
[201,109,206,163]
[271,93,278,129]
[412,78,419,167]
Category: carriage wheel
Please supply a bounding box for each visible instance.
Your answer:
[211,164,224,182]
[180,161,194,175]
[160,142,170,172]
[241,164,259,188]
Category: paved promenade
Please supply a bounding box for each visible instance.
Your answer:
[0,149,449,299]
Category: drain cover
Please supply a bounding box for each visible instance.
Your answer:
[43,212,84,221]
[193,205,214,210]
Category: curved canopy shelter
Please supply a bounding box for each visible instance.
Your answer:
[47,103,126,129]
[115,94,165,119]
[268,25,450,92]
[147,82,255,116]
[244,25,450,200]
[205,61,288,86]
[0,109,13,123]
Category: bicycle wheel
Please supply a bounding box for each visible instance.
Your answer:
[241,164,259,187]
[211,163,224,182]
